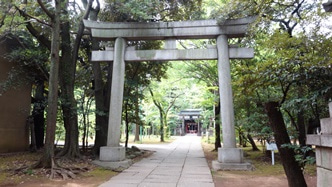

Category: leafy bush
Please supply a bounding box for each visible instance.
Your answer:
[281,143,316,170]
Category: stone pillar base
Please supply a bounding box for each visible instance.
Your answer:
[218,147,243,163]
[95,146,131,170]
[212,147,252,171]
[212,160,252,171]
[100,146,126,161]
[92,159,132,171]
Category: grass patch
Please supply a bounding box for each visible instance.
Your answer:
[85,167,117,178]
[201,136,316,177]
[243,147,285,176]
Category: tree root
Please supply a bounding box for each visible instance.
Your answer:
[10,158,89,180]
[50,167,76,179]
[48,158,89,179]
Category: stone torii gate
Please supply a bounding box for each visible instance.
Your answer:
[84,17,255,170]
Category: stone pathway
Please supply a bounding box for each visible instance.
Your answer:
[99,135,215,187]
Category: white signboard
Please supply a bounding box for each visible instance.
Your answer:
[266,143,278,151]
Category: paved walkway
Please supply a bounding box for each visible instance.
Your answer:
[100,135,215,187]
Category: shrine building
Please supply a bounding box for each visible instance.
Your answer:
[178,109,202,135]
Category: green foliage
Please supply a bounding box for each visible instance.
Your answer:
[0,31,48,95]
[102,0,204,22]
[204,0,332,153]
[281,143,316,170]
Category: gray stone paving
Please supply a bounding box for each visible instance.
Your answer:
[99,135,215,187]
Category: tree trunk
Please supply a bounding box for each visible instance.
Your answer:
[214,101,221,150]
[149,88,165,142]
[81,96,87,152]
[91,60,110,154]
[28,116,37,152]
[36,0,61,168]
[124,102,129,148]
[57,20,80,159]
[160,111,164,142]
[32,80,45,149]
[134,88,140,142]
[247,133,260,151]
[88,7,110,155]
[57,0,94,158]
[297,110,306,146]
[238,129,244,147]
[265,101,307,187]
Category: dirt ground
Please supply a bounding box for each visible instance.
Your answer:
[202,142,317,187]
[214,173,316,187]
[1,141,317,187]
[0,154,117,187]
[0,149,153,187]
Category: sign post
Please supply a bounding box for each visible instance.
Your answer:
[266,142,278,165]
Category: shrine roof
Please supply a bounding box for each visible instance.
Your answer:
[178,109,202,117]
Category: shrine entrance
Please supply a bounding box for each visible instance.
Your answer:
[178,109,202,135]
[84,17,255,170]
[186,122,198,134]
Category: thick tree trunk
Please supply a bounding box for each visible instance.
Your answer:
[214,101,221,150]
[91,60,110,154]
[33,80,45,149]
[57,20,80,158]
[265,101,307,187]
[57,0,94,158]
[89,7,109,155]
[58,101,80,158]
[36,0,61,168]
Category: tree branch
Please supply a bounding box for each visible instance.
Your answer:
[285,109,298,131]
[72,0,94,74]
[15,5,51,27]
[148,87,162,109]
[37,0,54,20]
[280,82,292,105]
[15,5,51,50]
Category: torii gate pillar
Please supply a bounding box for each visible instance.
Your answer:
[212,35,252,170]
[96,38,132,168]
